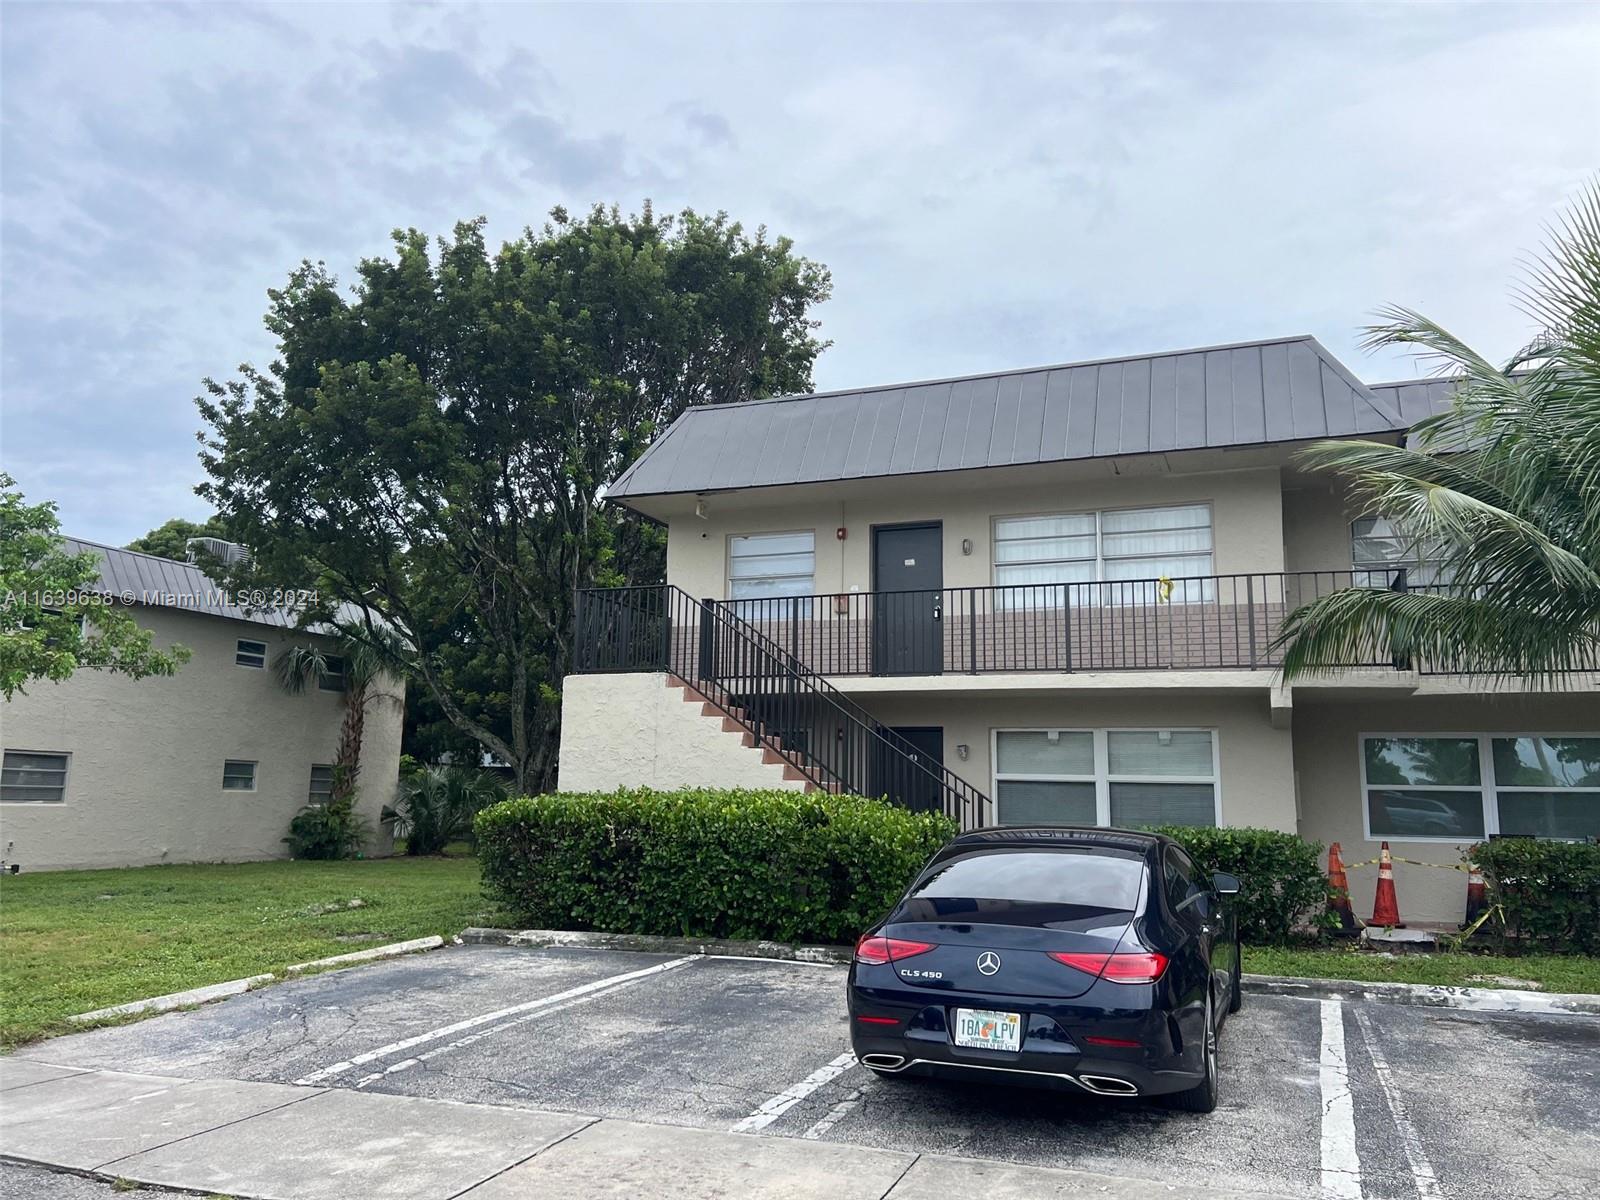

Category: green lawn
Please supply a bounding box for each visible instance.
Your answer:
[0,854,493,1048]
[1244,945,1600,994]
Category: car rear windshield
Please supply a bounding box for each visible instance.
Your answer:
[911,849,1145,911]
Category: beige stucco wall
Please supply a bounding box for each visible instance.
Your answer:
[0,606,403,872]
[666,467,1288,601]
[813,689,1297,832]
[1293,692,1600,925]
[557,672,808,793]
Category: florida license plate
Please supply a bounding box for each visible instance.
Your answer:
[952,1008,1023,1052]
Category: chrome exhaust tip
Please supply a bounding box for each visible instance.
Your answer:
[860,1053,907,1071]
[1078,1074,1139,1096]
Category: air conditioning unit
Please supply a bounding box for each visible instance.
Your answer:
[185,537,252,567]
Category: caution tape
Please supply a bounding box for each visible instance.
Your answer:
[1342,857,1474,872]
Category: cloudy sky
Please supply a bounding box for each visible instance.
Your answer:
[2,2,1596,545]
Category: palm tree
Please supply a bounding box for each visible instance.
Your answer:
[274,639,392,804]
[1277,183,1600,682]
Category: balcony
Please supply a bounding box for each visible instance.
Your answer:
[577,571,1413,681]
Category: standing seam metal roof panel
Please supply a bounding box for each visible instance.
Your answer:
[605,335,1412,501]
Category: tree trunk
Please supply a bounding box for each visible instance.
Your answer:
[331,681,367,804]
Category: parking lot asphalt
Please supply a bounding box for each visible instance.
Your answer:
[11,944,1600,1200]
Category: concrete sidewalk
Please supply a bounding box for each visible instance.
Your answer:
[1,1059,1290,1200]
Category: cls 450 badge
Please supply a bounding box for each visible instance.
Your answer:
[897,967,943,979]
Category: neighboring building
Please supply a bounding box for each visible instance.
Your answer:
[1,540,403,871]
[561,334,1599,924]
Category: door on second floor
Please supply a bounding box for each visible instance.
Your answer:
[872,522,943,675]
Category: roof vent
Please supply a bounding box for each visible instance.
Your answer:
[185,537,251,567]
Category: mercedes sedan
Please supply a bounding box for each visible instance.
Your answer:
[847,827,1241,1112]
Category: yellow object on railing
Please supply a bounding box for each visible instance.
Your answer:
[1156,575,1174,602]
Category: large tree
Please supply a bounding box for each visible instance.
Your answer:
[198,204,830,792]
[1277,183,1600,681]
[1,474,192,698]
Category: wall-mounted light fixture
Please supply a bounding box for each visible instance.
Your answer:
[694,498,708,520]
[961,538,973,556]
[836,526,847,540]
[956,744,969,760]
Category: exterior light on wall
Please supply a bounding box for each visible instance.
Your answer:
[961,538,973,555]
[956,744,970,760]
[836,527,847,540]
[694,498,708,520]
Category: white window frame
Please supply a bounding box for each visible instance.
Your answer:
[991,502,1215,605]
[223,759,258,792]
[1358,731,1600,843]
[991,727,1222,827]
[1,749,71,804]
[317,654,347,692]
[308,764,336,805]
[1349,517,1450,589]
[236,639,268,669]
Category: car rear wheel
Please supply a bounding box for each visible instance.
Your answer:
[1165,990,1219,1113]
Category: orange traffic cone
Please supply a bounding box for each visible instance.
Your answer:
[1327,842,1357,934]
[1371,842,1404,928]
[1464,861,1487,926]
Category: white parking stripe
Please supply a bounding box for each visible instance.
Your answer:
[1352,1007,1444,1199]
[1319,999,1364,1199]
[293,956,698,1086]
[801,1089,862,1140]
[730,1052,858,1133]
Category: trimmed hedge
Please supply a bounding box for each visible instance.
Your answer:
[1149,825,1328,944]
[1471,838,1600,954]
[475,788,957,945]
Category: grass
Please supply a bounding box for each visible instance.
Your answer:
[1243,945,1600,994]
[0,852,495,1048]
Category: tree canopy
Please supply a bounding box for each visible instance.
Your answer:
[1277,182,1600,681]
[198,204,831,791]
[1,474,192,698]
[125,516,232,561]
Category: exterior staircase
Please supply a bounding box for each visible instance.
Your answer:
[575,585,992,826]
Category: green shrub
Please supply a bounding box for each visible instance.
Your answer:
[384,766,507,856]
[1149,825,1329,944]
[284,796,370,860]
[475,788,957,944]
[1471,838,1600,954]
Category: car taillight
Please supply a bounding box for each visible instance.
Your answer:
[1083,1035,1143,1048]
[854,935,937,965]
[1047,950,1169,983]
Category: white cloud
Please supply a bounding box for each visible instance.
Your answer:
[1,0,1596,542]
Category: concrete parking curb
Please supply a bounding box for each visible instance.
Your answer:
[459,927,852,964]
[459,929,1600,1016]
[68,975,274,1023]
[285,934,445,973]
[1243,973,1600,1016]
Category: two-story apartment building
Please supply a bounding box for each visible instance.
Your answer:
[558,335,1599,924]
[1,539,404,871]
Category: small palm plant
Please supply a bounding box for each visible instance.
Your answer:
[383,765,507,855]
[274,639,392,804]
[1277,183,1600,682]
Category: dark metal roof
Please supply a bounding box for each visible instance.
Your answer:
[1367,376,1460,426]
[65,538,329,631]
[609,335,1404,502]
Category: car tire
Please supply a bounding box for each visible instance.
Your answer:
[1228,942,1243,1015]
[1165,991,1219,1114]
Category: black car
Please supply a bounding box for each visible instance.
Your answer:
[847,826,1241,1112]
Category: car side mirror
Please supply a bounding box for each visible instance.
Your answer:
[1212,871,1241,897]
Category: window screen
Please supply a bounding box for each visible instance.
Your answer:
[1,751,68,803]
[309,764,336,805]
[729,532,815,616]
[1351,517,1451,589]
[236,639,267,668]
[994,505,1213,606]
[223,760,257,791]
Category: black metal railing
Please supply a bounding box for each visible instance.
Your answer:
[573,584,993,827]
[718,570,1408,676]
